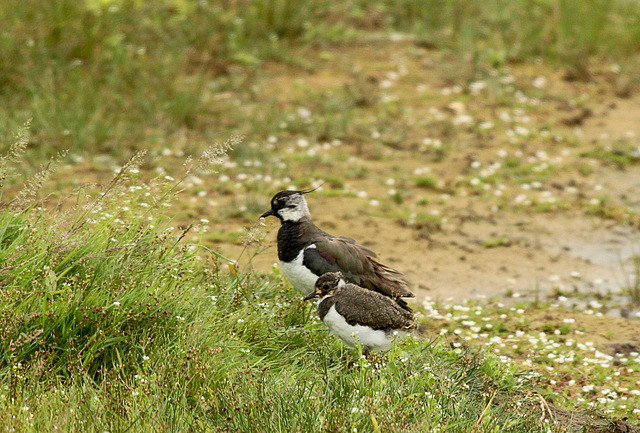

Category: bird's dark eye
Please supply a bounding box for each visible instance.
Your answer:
[323,284,330,290]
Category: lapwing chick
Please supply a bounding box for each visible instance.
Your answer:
[260,189,414,310]
[304,272,417,354]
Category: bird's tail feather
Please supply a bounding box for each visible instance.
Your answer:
[369,257,415,298]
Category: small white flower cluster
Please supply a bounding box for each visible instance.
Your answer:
[424,299,640,418]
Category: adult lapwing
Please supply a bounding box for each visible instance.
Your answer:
[304,272,417,353]
[260,189,414,310]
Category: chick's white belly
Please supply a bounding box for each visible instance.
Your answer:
[279,248,318,295]
[323,305,404,352]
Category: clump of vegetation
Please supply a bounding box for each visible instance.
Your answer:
[415,174,439,190]
[581,144,640,170]
[423,299,640,421]
[4,128,637,432]
[626,255,640,305]
[0,127,235,380]
[482,235,512,248]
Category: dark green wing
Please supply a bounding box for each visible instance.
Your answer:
[304,235,414,299]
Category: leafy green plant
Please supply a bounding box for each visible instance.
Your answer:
[2,127,622,433]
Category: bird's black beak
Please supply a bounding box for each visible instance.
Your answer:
[260,209,274,219]
[303,291,317,301]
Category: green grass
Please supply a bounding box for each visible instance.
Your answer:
[2,0,640,157]
[3,2,640,430]
[3,132,633,433]
[0,139,544,432]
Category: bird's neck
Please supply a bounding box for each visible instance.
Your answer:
[317,295,338,320]
[277,219,313,262]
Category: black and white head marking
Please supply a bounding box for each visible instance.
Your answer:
[263,190,312,222]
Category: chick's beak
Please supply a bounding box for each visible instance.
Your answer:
[260,209,274,219]
[303,291,317,301]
